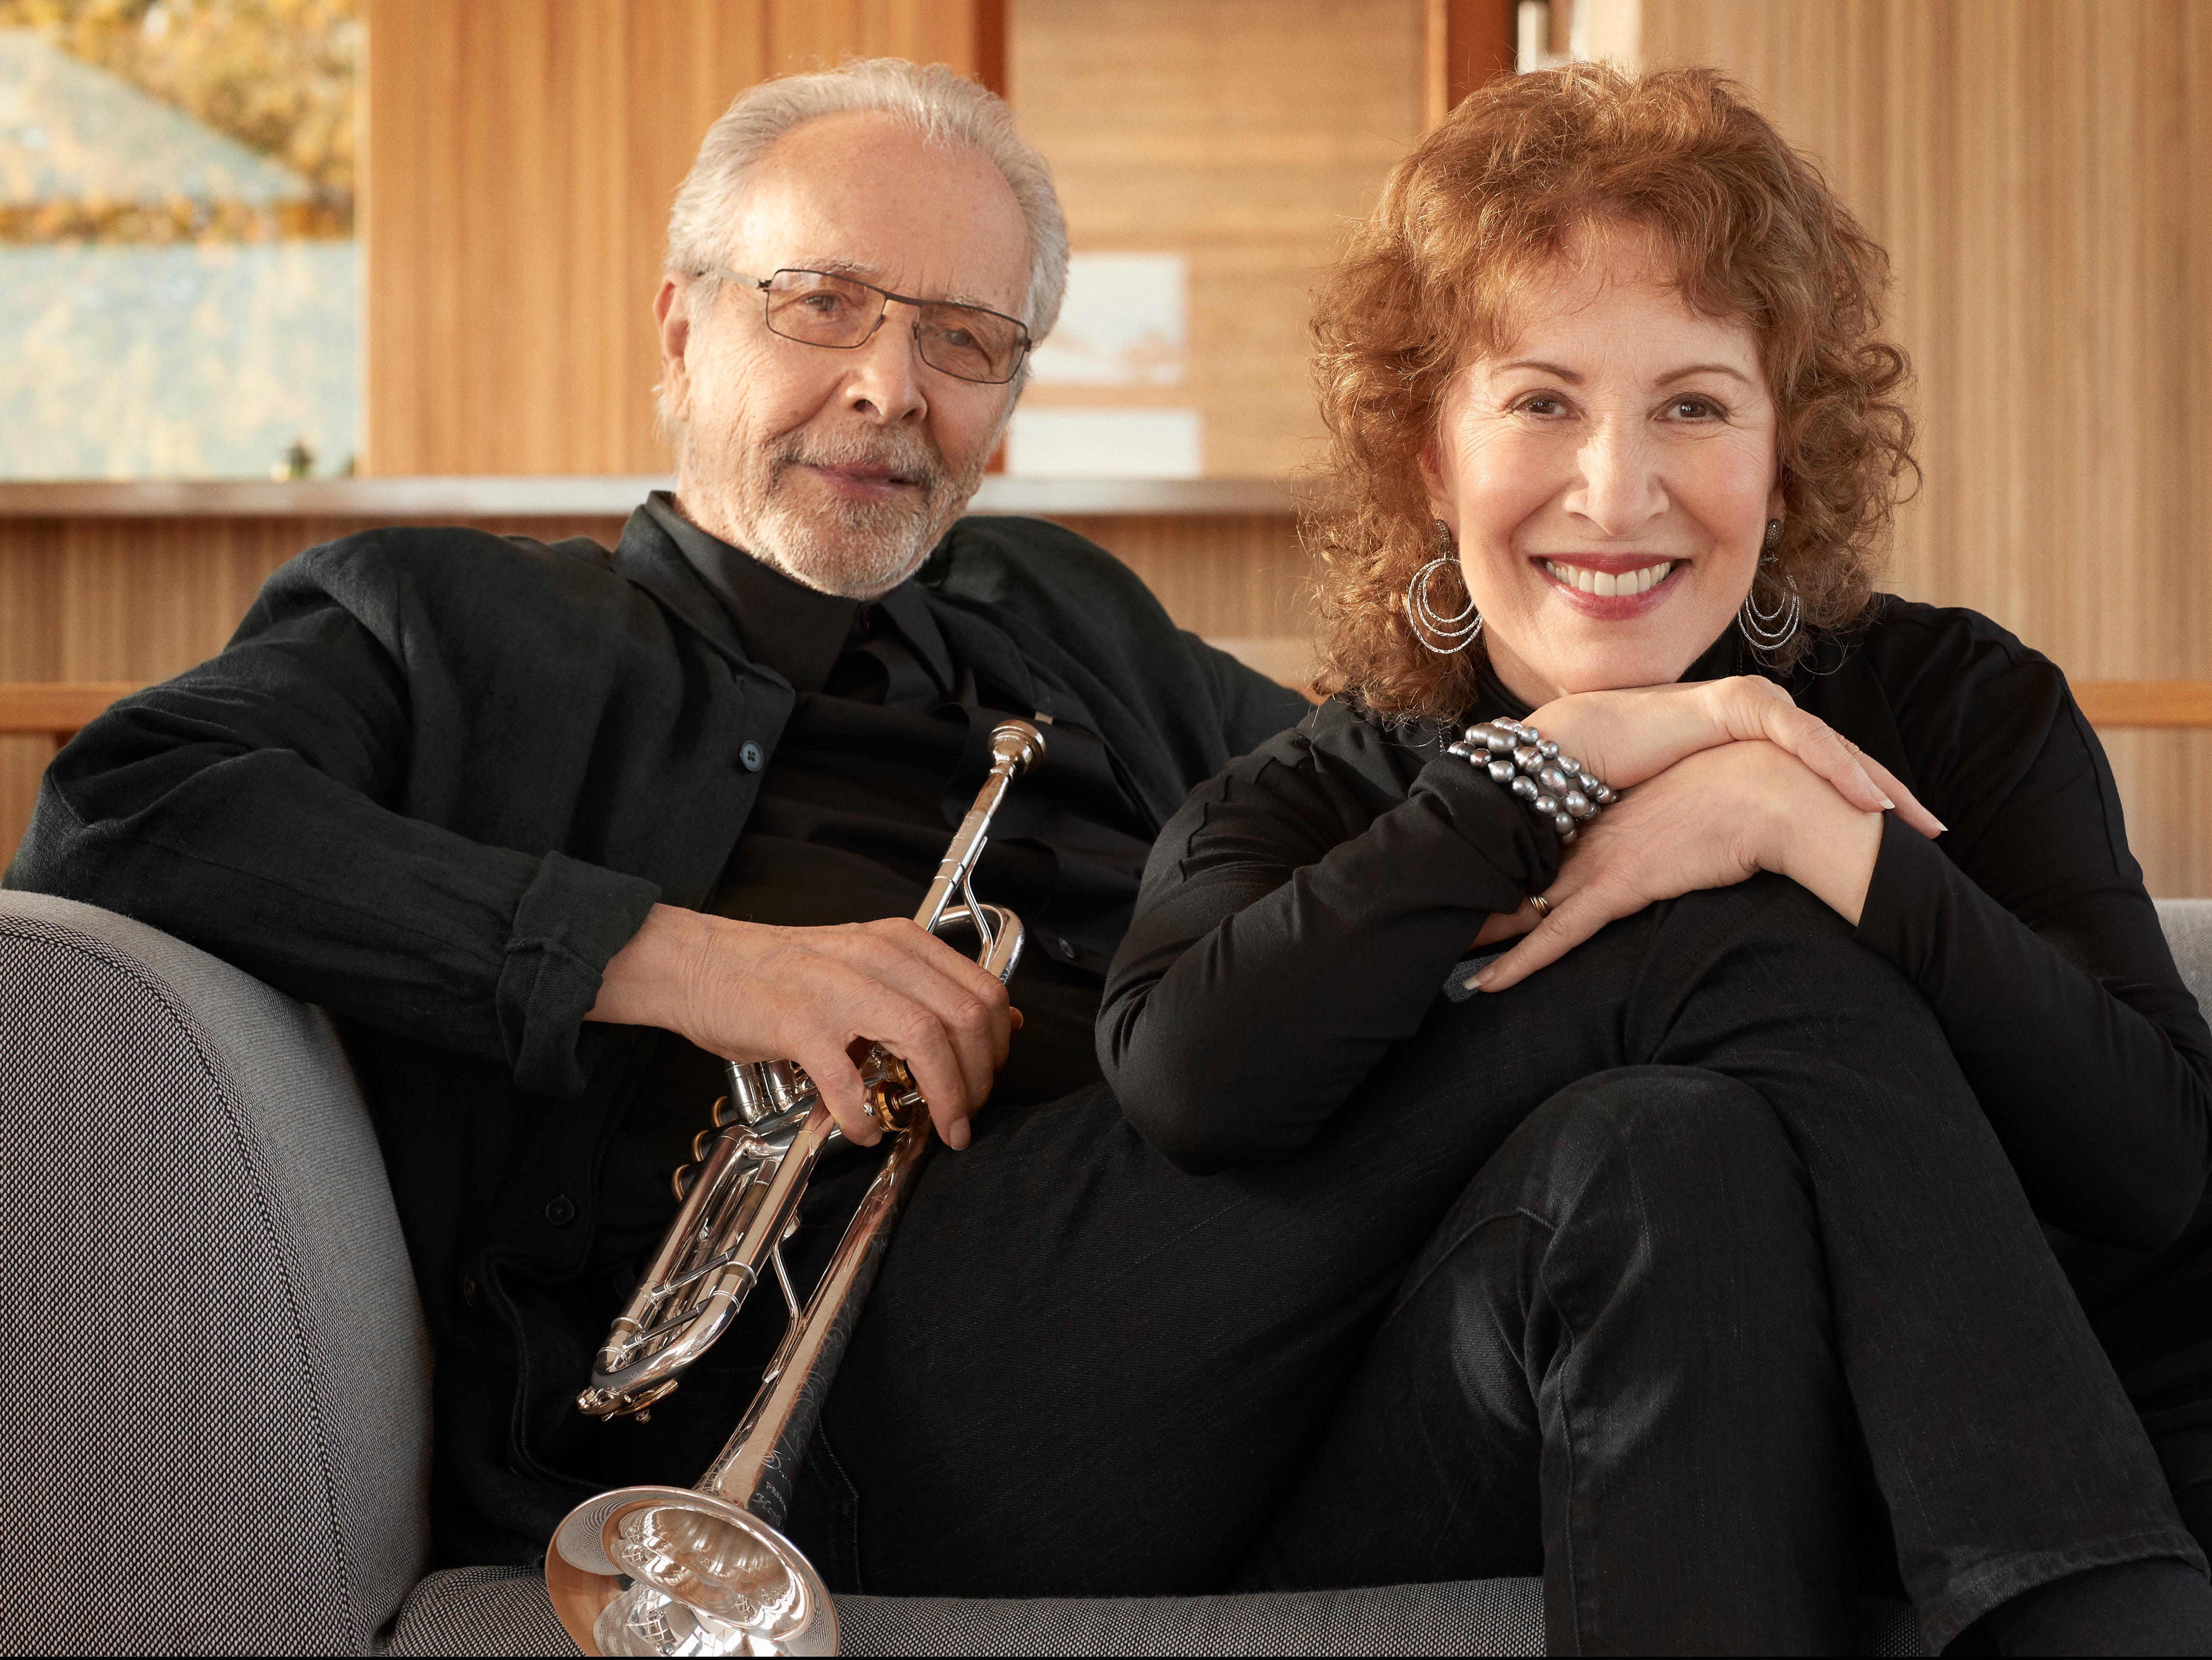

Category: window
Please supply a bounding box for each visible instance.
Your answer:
[0,0,358,478]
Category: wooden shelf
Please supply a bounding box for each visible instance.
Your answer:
[0,682,143,738]
[0,476,1296,520]
[12,678,2212,739]
[2072,682,2212,729]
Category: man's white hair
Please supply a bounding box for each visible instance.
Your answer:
[664,57,1069,340]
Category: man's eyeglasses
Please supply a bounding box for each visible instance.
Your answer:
[708,267,1032,386]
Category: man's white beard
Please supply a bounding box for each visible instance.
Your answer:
[683,416,989,599]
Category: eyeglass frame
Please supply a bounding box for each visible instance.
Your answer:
[701,266,1034,386]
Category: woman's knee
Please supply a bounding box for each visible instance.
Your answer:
[1546,1063,1797,1192]
[1391,1066,1832,1390]
[1471,1066,1820,1286]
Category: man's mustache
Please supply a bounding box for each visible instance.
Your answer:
[767,429,952,496]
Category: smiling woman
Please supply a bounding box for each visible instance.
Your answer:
[1099,61,2212,1654]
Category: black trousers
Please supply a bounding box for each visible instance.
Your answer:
[781,876,2198,1651]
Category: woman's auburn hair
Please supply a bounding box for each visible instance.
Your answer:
[1307,63,1917,721]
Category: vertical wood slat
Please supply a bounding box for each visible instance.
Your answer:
[363,0,980,477]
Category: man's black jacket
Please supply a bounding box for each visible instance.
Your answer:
[5,506,1304,1557]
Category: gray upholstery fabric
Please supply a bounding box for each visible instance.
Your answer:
[380,1567,1551,1658]
[835,1583,1550,1656]
[0,892,430,1656]
[17,892,2211,1654]
[381,1567,577,1656]
[379,1569,1924,1657]
[2158,900,2212,1013]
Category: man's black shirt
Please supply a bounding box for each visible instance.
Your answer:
[593,500,1160,1357]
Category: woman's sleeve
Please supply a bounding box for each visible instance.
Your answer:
[1098,725,1557,1173]
[1853,626,2212,1249]
[3,563,660,1098]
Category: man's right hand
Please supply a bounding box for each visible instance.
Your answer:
[587,904,1014,1150]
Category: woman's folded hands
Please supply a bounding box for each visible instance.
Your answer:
[1467,676,1945,992]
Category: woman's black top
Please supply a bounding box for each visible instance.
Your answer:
[1098,598,2212,1253]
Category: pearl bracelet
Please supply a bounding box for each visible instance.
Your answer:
[1445,718,1616,842]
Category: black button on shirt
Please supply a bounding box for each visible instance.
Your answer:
[591,497,1154,1289]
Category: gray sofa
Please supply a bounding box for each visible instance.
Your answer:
[26,893,2200,1654]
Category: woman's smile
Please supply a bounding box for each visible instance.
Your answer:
[1537,555,1683,616]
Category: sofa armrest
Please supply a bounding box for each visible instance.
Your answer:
[2156,899,2212,1017]
[0,891,432,1656]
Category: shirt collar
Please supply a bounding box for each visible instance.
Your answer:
[644,491,955,697]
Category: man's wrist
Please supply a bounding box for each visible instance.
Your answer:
[588,902,707,1030]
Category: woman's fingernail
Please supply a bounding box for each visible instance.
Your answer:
[1471,969,1494,991]
[1934,818,1949,834]
[1009,1007,1025,1030]
[1879,795,1896,811]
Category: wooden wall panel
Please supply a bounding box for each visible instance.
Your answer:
[1008,0,1426,478]
[364,0,983,476]
[1061,513,1308,639]
[1641,0,2212,892]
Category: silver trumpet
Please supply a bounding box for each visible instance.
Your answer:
[548,718,1046,1658]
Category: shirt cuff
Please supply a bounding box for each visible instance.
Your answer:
[495,849,662,1097]
[1409,749,1565,903]
[1854,811,1951,985]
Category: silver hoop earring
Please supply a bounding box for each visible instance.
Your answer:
[1408,524,1482,653]
[1738,544,1801,655]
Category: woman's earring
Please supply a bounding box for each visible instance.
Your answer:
[1738,521,1801,653]
[1407,520,1482,654]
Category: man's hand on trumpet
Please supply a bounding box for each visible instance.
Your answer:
[588,903,1016,1149]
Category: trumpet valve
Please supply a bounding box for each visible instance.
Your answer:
[862,1052,925,1132]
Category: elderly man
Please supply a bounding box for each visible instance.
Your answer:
[8,59,1297,1582]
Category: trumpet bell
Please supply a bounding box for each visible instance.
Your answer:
[549,1484,837,1656]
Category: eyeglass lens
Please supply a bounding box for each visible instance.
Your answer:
[762,270,1026,384]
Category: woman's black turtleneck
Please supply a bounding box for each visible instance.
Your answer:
[1098,597,2212,1256]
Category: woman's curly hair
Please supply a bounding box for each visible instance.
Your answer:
[1308,64,1917,720]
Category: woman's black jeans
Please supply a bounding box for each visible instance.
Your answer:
[770,876,2203,1652]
